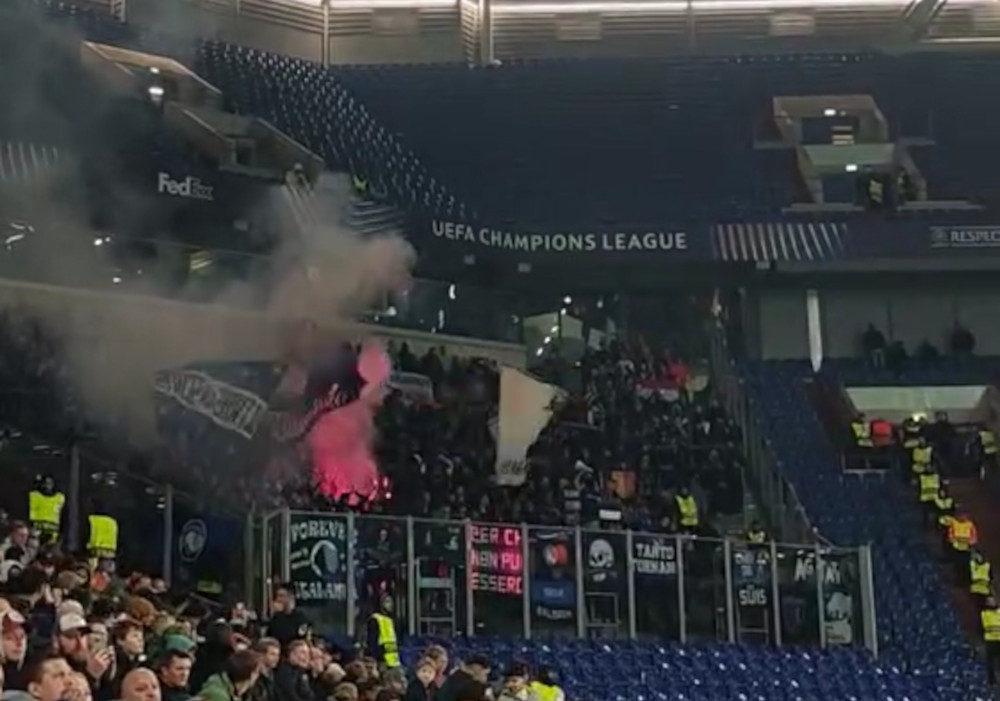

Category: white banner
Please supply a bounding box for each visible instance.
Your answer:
[495,367,564,486]
[387,371,434,404]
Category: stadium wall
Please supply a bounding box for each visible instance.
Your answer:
[753,284,1000,360]
[125,0,465,64]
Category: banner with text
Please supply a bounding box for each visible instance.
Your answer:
[288,513,349,605]
[414,218,707,262]
[844,220,1000,260]
[529,528,577,625]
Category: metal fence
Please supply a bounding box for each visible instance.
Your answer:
[709,321,816,544]
[253,510,877,655]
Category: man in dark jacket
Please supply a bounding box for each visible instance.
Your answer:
[248,638,281,701]
[274,640,315,701]
[267,588,311,648]
[435,655,491,701]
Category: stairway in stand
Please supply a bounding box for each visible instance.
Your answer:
[945,477,1000,638]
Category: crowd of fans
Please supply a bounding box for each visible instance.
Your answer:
[0,298,755,701]
[0,299,745,536]
[0,530,567,701]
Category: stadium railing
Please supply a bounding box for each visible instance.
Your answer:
[253,510,878,654]
[709,322,818,545]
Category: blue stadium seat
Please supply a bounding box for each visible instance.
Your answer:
[743,359,990,697]
[401,637,986,701]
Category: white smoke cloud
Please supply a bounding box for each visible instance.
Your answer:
[0,7,415,443]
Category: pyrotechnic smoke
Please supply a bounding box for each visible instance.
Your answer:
[0,3,415,443]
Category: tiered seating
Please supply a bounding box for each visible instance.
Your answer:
[744,359,988,697]
[403,637,970,701]
[194,41,464,220]
[333,56,886,226]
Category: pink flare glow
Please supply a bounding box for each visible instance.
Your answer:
[308,395,381,503]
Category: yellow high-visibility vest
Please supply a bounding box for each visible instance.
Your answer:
[747,530,766,544]
[981,430,998,456]
[87,515,118,555]
[529,681,562,701]
[676,495,699,528]
[919,473,940,503]
[29,491,64,530]
[951,519,974,551]
[851,421,873,447]
[371,612,399,668]
[982,608,1000,641]
[971,560,992,595]
[935,496,954,526]
[913,446,932,465]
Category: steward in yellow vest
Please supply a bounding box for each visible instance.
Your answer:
[980,429,998,456]
[675,488,699,531]
[87,512,119,561]
[971,551,992,596]
[918,471,940,503]
[29,475,64,538]
[935,488,955,528]
[984,596,1000,685]
[367,595,400,669]
[983,604,1000,642]
[746,523,767,544]
[851,416,874,448]
[529,668,565,701]
[911,440,933,475]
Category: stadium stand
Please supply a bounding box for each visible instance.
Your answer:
[5,3,1000,701]
[734,354,991,697]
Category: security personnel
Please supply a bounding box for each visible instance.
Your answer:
[918,469,941,526]
[935,486,955,528]
[850,414,874,448]
[745,522,767,544]
[86,503,119,570]
[28,475,64,541]
[982,595,1000,685]
[366,593,400,670]
[674,486,699,534]
[971,550,993,600]
[980,427,998,457]
[529,667,565,701]
[948,509,978,582]
[351,172,369,196]
[901,415,923,450]
[911,438,933,476]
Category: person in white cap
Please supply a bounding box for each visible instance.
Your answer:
[54,613,113,690]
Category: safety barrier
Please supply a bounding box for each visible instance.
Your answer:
[253,510,877,655]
